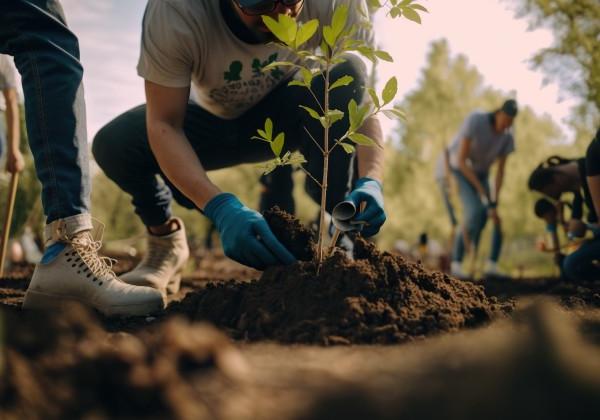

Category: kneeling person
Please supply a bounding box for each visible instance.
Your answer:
[93,0,386,295]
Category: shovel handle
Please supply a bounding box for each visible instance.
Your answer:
[0,172,19,276]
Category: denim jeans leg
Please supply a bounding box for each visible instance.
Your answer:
[490,222,503,262]
[562,238,600,282]
[0,0,90,227]
[92,105,175,227]
[452,170,487,262]
[437,178,458,227]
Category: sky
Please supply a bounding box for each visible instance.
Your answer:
[56,0,576,141]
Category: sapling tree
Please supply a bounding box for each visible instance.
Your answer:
[251,0,427,264]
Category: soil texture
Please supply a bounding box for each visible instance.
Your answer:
[169,209,511,344]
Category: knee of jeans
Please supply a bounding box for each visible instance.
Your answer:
[92,124,113,169]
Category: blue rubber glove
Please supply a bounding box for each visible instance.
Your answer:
[203,193,297,270]
[345,177,386,237]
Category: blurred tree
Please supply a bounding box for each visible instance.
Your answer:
[507,0,600,128]
[381,39,570,274]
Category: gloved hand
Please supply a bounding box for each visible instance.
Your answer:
[204,193,296,270]
[345,177,386,237]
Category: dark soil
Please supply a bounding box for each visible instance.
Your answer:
[1,303,247,420]
[168,208,511,344]
[263,206,316,261]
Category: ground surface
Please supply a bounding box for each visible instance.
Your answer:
[1,248,600,419]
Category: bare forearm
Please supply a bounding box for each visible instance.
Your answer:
[459,164,487,198]
[356,115,384,183]
[148,122,220,209]
[494,169,504,203]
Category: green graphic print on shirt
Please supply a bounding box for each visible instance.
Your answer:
[212,53,286,114]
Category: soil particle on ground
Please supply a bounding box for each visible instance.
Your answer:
[169,209,511,344]
[0,304,247,420]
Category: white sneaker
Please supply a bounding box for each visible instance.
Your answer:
[450,261,470,279]
[484,260,502,277]
[121,218,189,296]
[23,231,164,316]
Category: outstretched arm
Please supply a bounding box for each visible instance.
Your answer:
[145,81,221,209]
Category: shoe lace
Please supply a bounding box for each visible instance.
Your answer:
[70,231,117,279]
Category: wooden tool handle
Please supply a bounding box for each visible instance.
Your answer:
[0,172,20,276]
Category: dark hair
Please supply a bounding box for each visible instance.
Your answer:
[534,198,555,218]
[528,156,574,191]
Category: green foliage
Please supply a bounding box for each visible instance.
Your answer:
[254,2,426,259]
[507,0,600,126]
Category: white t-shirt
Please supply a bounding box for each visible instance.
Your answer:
[446,111,515,174]
[137,0,373,119]
[0,54,17,112]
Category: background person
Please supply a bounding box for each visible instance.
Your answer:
[0,54,24,175]
[529,149,599,282]
[447,99,518,279]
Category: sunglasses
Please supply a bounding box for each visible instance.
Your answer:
[235,0,304,16]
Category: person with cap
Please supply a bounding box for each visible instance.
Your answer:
[0,54,24,176]
[2,1,164,315]
[92,0,386,295]
[446,99,518,279]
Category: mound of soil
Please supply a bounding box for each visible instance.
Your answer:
[1,304,247,420]
[170,209,511,344]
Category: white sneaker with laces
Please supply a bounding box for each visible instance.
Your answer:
[121,218,189,296]
[23,231,165,316]
[484,260,502,277]
[450,261,470,279]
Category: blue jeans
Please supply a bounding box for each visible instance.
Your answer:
[452,170,503,263]
[562,238,600,282]
[1,0,90,225]
[93,56,365,226]
[436,177,458,227]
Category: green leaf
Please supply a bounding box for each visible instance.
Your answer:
[251,135,270,143]
[327,109,345,125]
[331,4,349,39]
[264,118,273,141]
[300,67,314,86]
[262,61,297,72]
[382,108,407,120]
[295,19,319,48]
[390,6,401,18]
[299,105,321,121]
[329,75,354,91]
[257,129,267,139]
[271,132,285,157]
[411,4,428,12]
[340,142,356,154]
[323,25,336,47]
[356,46,376,63]
[368,88,380,109]
[374,50,394,62]
[349,132,377,147]
[282,150,307,167]
[401,7,421,24]
[367,0,382,8]
[288,80,307,87]
[382,77,398,105]
[262,15,297,45]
